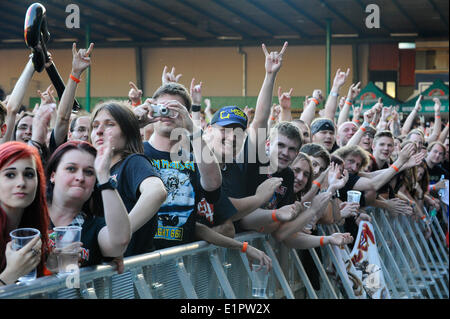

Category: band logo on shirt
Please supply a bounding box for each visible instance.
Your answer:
[155,226,183,241]
[197,198,215,224]
[151,159,195,172]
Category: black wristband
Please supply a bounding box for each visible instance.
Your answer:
[192,104,201,112]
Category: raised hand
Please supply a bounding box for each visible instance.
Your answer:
[312,89,324,104]
[433,97,441,114]
[262,41,288,74]
[133,98,159,126]
[380,106,393,122]
[327,164,349,192]
[332,68,350,89]
[397,141,415,165]
[255,177,283,204]
[353,104,364,122]
[190,78,203,105]
[94,128,114,183]
[37,84,56,106]
[347,82,361,101]
[278,87,294,110]
[402,151,425,170]
[162,66,182,85]
[270,104,281,121]
[414,95,423,113]
[128,81,143,105]
[71,42,94,77]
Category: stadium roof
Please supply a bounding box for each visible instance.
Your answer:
[0,0,448,49]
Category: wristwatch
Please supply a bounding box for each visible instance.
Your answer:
[192,104,201,112]
[97,177,117,191]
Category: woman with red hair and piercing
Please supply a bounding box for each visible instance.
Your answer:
[0,141,50,286]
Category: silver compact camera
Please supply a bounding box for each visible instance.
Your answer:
[151,104,170,117]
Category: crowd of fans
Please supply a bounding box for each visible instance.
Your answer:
[0,41,448,289]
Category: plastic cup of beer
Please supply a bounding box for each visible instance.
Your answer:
[250,264,269,298]
[53,226,82,275]
[9,228,40,283]
[347,190,362,204]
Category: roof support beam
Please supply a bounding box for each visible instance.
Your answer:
[211,0,274,36]
[176,0,254,39]
[245,0,311,39]
[114,0,200,40]
[318,0,362,34]
[391,0,421,30]
[141,0,220,38]
[427,0,449,28]
[281,0,326,30]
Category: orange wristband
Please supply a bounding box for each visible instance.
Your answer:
[270,116,276,121]
[311,98,319,105]
[241,241,248,253]
[421,215,426,220]
[436,115,441,119]
[70,74,80,83]
[354,119,360,123]
[345,99,352,106]
[360,126,366,132]
[370,122,376,126]
[312,180,321,189]
[391,164,399,172]
[320,236,325,247]
[132,100,142,107]
[272,210,279,222]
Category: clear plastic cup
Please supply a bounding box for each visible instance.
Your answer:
[9,228,40,283]
[250,264,269,298]
[53,226,82,275]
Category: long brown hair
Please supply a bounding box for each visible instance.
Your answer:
[0,142,49,276]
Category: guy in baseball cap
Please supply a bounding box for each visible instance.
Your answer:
[311,118,336,152]
[205,106,248,163]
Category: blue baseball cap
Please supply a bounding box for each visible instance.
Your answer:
[210,106,248,129]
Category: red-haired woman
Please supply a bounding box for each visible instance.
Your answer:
[0,141,49,286]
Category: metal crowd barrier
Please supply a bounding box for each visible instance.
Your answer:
[0,208,448,299]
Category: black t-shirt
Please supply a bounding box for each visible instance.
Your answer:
[143,141,220,250]
[426,161,449,185]
[48,213,106,268]
[337,173,366,240]
[196,188,237,228]
[368,156,394,198]
[240,137,295,208]
[109,153,161,257]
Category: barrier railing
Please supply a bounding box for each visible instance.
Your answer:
[0,208,448,299]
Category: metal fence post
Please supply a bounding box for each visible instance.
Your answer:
[290,249,318,299]
[263,240,295,299]
[209,251,236,299]
[369,211,413,298]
